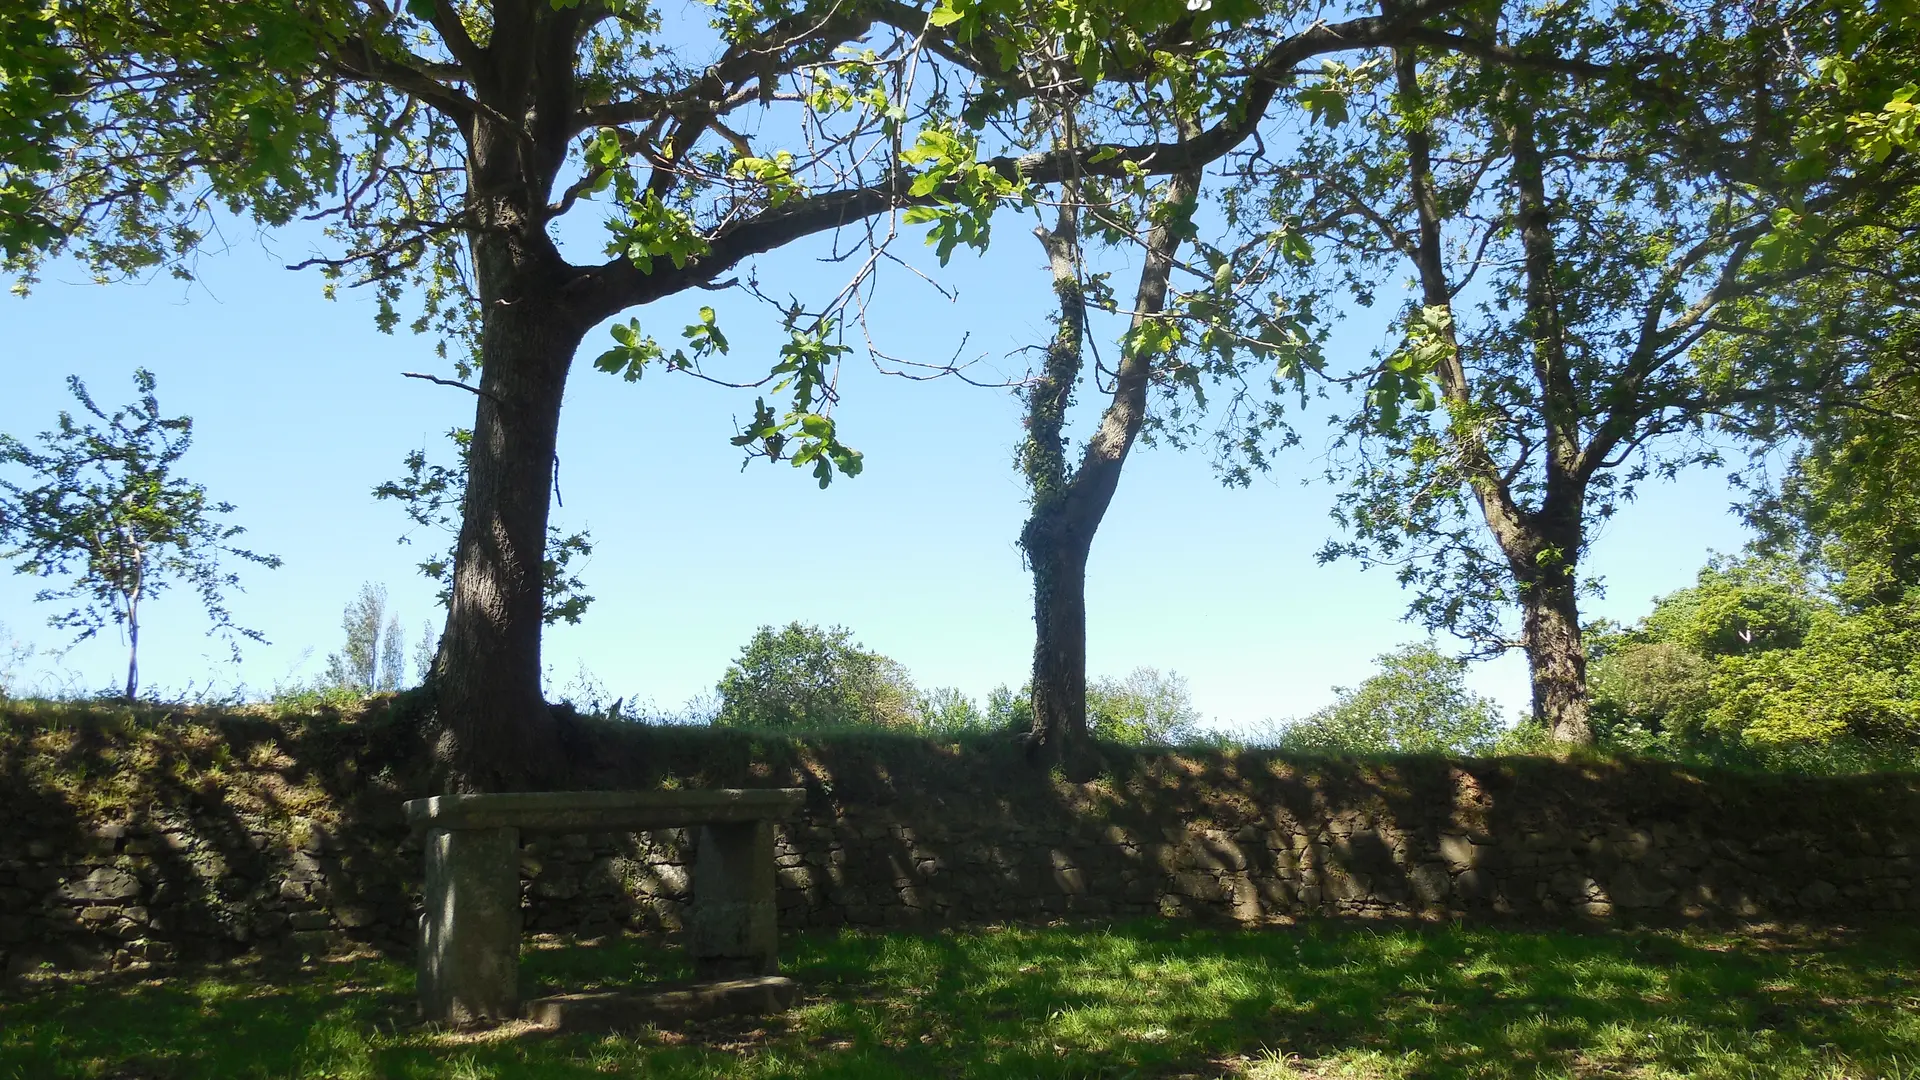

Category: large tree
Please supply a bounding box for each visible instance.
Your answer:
[981,0,1695,753]
[1271,2,1916,743]
[8,0,1493,786]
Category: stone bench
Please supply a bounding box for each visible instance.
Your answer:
[404,788,805,1025]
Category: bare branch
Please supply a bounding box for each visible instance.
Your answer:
[402,371,502,403]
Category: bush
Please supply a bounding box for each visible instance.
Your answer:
[1588,558,1920,755]
[1086,667,1203,745]
[715,622,918,730]
[985,684,1033,732]
[1265,642,1506,755]
[1588,640,1716,748]
[915,686,993,735]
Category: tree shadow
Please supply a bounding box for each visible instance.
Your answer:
[4,918,1917,1079]
[5,702,1918,1005]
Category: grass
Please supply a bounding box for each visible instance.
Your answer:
[4,920,1920,1079]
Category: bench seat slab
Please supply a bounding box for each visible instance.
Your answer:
[405,788,805,833]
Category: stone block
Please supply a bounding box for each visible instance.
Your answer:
[1171,871,1224,902]
[1408,864,1452,904]
[1437,834,1477,870]
[1610,867,1675,909]
[1324,870,1370,902]
[58,868,140,903]
[335,905,378,929]
[690,821,778,978]
[420,826,521,1025]
[1798,880,1840,907]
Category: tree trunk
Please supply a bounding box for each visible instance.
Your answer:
[1519,565,1591,745]
[430,31,591,791]
[124,592,139,701]
[1018,156,1202,755]
[1393,49,1597,748]
[1024,522,1092,755]
[433,279,585,791]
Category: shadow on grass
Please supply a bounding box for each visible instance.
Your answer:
[4,919,1919,1080]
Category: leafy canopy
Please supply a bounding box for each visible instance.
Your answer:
[1589,556,1920,751]
[1270,641,1506,756]
[715,622,918,730]
[374,428,593,626]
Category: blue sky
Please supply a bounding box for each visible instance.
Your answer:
[0,206,1754,731]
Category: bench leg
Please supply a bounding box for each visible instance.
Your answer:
[691,820,778,978]
[419,826,520,1023]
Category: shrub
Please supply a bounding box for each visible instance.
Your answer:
[715,622,918,730]
[1266,641,1506,755]
[1086,667,1203,745]
[915,686,992,734]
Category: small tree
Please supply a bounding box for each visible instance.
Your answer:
[322,582,407,693]
[1274,642,1505,756]
[1086,667,1204,745]
[0,621,33,701]
[715,622,917,730]
[0,370,279,698]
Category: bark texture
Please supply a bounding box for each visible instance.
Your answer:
[434,293,586,790]
[429,4,590,790]
[1519,562,1592,744]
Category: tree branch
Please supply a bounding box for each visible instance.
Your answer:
[568,0,1492,322]
[402,371,502,404]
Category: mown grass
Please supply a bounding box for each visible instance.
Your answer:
[4,919,1919,1079]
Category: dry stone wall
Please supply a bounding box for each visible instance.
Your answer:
[3,714,1918,976]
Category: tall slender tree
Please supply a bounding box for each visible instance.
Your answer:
[324,581,410,692]
[0,370,279,699]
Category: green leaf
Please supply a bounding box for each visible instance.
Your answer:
[908,171,944,198]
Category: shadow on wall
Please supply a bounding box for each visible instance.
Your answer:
[2,703,1919,976]
[0,701,428,975]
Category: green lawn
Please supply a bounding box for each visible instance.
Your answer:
[4,920,1918,1079]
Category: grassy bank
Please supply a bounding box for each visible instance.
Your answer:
[5,919,1919,1079]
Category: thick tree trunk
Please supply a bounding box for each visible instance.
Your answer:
[429,20,590,791]
[434,281,586,791]
[1518,564,1591,745]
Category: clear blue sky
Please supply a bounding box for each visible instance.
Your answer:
[0,205,1753,731]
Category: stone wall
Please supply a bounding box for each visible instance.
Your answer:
[3,709,1918,975]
